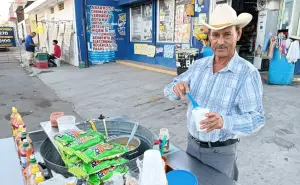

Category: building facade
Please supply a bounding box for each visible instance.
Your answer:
[74,0,209,68]
[18,0,300,73]
[23,0,79,66]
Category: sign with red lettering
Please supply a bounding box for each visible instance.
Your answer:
[86,5,118,64]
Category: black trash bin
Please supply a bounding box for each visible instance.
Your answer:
[176,48,199,76]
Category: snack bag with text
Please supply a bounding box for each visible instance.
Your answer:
[88,165,129,185]
[59,131,106,155]
[69,158,128,178]
[75,142,128,163]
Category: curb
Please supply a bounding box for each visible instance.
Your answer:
[116,61,177,76]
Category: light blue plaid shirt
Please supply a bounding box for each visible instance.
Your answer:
[164,52,265,142]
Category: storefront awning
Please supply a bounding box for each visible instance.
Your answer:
[118,0,146,6]
[24,0,62,14]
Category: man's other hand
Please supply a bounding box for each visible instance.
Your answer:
[200,112,224,133]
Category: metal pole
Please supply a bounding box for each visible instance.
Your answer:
[82,0,89,67]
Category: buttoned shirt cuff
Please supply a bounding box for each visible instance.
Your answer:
[221,115,234,133]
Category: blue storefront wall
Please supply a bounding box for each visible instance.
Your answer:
[74,0,127,66]
[122,0,211,68]
[74,0,210,68]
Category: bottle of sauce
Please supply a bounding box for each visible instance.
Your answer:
[10,107,20,136]
[20,140,28,168]
[24,155,37,180]
[19,139,33,168]
[27,164,40,185]
[14,116,26,136]
[17,128,33,157]
[35,172,45,184]
[16,128,32,148]
[159,128,170,153]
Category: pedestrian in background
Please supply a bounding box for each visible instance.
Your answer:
[25,32,38,66]
[48,40,61,67]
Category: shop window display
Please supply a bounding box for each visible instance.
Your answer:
[130,3,153,42]
[157,0,191,43]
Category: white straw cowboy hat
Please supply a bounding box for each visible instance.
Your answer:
[201,4,252,30]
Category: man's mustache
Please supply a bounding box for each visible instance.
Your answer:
[215,45,227,49]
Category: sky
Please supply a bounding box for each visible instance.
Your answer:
[0,0,10,21]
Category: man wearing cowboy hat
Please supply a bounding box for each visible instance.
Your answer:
[164,4,265,181]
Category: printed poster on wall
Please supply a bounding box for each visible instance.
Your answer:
[158,0,175,42]
[0,27,16,47]
[86,5,119,64]
[164,45,175,58]
[118,13,126,36]
[174,3,191,43]
[131,4,152,42]
[131,7,143,41]
[134,44,148,55]
[134,44,155,57]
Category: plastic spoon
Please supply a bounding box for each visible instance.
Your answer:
[99,115,109,138]
[186,93,200,109]
[103,118,108,139]
[126,122,139,148]
[160,135,167,155]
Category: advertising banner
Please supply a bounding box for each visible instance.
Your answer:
[86,5,124,64]
[0,27,16,47]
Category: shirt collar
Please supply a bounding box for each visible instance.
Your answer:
[205,51,239,73]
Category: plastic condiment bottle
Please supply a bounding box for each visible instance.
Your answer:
[10,107,20,136]
[19,139,33,168]
[17,130,27,157]
[14,116,26,136]
[35,172,45,184]
[16,128,32,147]
[20,140,28,168]
[159,128,170,153]
[24,155,37,180]
[15,126,28,146]
[27,164,40,185]
[15,128,26,145]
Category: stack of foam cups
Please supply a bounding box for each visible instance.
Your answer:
[139,149,167,185]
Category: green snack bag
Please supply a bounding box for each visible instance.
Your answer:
[60,151,82,168]
[65,156,81,168]
[69,158,128,178]
[54,130,87,146]
[75,142,128,163]
[88,165,129,185]
[64,132,106,155]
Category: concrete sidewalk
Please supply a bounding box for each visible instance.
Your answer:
[36,61,300,185]
[0,62,80,139]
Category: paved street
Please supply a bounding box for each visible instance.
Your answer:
[0,49,299,185]
[0,49,80,138]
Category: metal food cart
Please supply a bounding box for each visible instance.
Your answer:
[1,116,240,185]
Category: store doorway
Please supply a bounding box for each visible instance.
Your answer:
[231,0,258,63]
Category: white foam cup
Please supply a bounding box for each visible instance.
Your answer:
[192,107,210,132]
